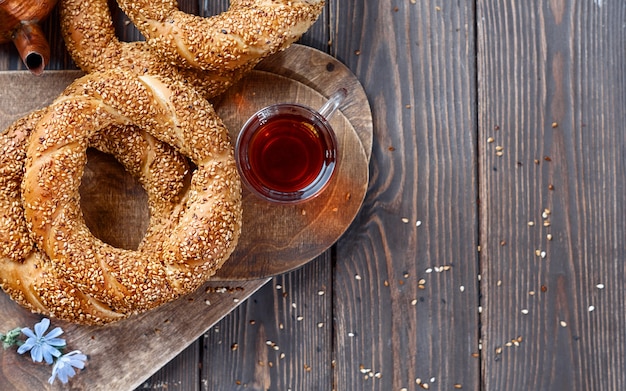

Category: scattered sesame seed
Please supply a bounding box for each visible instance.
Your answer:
[597,283,605,289]
[528,221,535,226]
[487,137,495,143]
[276,284,282,290]
[588,305,595,312]
[318,290,325,296]
[460,286,465,292]
[560,321,567,327]
[521,309,529,315]
[552,122,558,128]
[416,220,422,227]
[355,274,362,280]
[547,234,553,240]
[296,316,303,321]
[411,299,418,305]
[401,217,410,223]
[317,322,324,328]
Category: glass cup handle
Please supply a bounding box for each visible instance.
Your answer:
[318,88,348,121]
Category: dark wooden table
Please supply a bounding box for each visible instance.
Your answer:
[2,1,625,390]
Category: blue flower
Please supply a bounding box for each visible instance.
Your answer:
[48,350,88,385]
[17,318,66,364]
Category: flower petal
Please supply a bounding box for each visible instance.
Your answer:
[69,358,86,369]
[34,318,50,337]
[17,338,36,354]
[44,326,64,340]
[20,327,36,340]
[31,345,44,363]
[41,344,62,364]
[45,337,66,348]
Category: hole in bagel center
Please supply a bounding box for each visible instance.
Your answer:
[79,148,150,250]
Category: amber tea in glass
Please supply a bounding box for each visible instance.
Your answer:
[236,89,347,204]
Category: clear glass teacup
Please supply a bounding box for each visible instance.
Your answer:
[235,89,347,204]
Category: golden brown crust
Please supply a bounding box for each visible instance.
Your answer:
[0,111,187,323]
[116,0,325,72]
[10,70,242,324]
[59,0,251,99]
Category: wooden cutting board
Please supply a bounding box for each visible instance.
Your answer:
[0,45,372,390]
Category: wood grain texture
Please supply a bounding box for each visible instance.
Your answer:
[202,253,333,391]
[331,1,480,390]
[478,1,626,390]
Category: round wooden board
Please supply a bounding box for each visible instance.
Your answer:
[212,70,368,279]
[80,45,373,280]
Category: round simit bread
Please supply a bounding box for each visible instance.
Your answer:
[1,69,242,324]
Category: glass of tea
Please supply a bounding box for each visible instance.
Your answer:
[235,88,347,204]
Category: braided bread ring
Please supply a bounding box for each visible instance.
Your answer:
[1,109,191,324]
[117,0,325,72]
[20,70,242,324]
[59,0,249,100]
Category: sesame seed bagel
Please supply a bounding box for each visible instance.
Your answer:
[116,0,325,72]
[8,69,241,324]
[1,110,191,324]
[59,0,249,99]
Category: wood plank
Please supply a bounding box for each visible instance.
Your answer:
[331,1,480,390]
[135,343,200,390]
[478,1,626,389]
[201,253,333,390]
